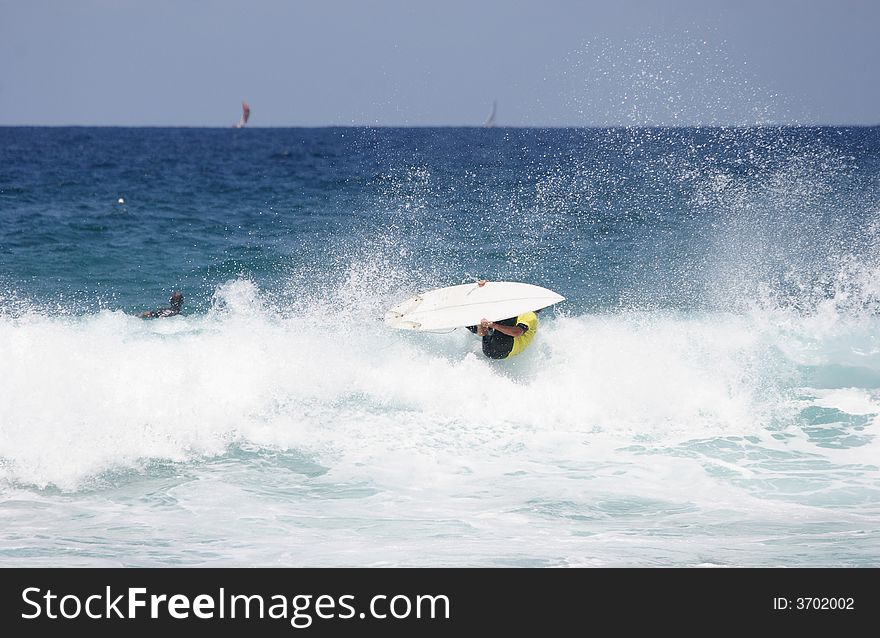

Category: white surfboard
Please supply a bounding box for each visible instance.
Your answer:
[385,281,565,331]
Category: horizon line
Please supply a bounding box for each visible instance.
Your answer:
[1,122,879,130]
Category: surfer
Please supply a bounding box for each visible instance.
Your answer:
[466,280,538,359]
[140,291,184,318]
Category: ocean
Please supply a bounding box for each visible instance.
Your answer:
[1,125,879,566]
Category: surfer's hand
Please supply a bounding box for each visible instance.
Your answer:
[480,318,491,330]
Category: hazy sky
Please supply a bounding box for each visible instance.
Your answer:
[1,0,877,126]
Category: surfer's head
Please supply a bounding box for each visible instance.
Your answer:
[169,291,184,311]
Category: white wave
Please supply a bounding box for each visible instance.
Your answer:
[1,278,879,491]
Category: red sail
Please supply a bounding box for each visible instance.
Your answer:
[235,101,251,128]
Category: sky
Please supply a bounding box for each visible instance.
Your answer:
[0,0,878,127]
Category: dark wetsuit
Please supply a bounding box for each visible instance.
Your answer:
[467,317,529,360]
[141,292,183,319]
[142,298,182,318]
[142,307,180,318]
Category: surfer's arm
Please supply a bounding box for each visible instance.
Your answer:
[482,319,524,338]
[488,323,524,337]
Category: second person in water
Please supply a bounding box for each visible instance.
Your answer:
[140,291,184,318]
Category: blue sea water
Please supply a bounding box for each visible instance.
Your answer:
[1,125,880,566]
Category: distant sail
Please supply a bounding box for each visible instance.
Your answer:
[483,100,497,128]
[234,101,251,128]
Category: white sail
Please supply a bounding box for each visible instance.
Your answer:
[483,100,497,128]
